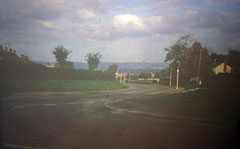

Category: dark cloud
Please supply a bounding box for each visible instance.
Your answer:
[147,0,240,52]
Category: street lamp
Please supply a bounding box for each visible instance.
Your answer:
[197,48,202,85]
[169,66,172,87]
[176,61,181,90]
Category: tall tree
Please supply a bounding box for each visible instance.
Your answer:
[165,35,210,85]
[52,45,72,67]
[85,52,102,71]
[165,35,195,84]
[227,50,240,74]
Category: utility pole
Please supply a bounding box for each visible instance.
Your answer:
[176,61,181,90]
[197,48,202,85]
[169,67,172,87]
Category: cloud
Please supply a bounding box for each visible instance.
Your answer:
[0,0,240,62]
[0,0,110,43]
[38,21,61,30]
[112,14,144,33]
[73,24,112,40]
[72,13,147,39]
[143,16,179,34]
[144,16,163,29]
[0,0,65,21]
[75,9,99,21]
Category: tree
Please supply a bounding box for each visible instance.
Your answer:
[165,35,195,64]
[61,61,75,70]
[85,52,102,71]
[227,50,240,74]
[155,69,168,79]
[164,35,211,85]
[165,35,195,84]
[155,69,169,85]
[108,64,118,73]
[52,45,72,67]
[52,45,74,80]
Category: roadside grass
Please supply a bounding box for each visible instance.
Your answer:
[141,89,240,122]
[126,80,155,84]
[0,80,128,95]
[182,84,199,90]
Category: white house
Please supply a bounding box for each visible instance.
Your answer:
[45,63,55,68]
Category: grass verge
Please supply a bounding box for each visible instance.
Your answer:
[123,89,239,122]
[0,80,128,96]
[142,89,239,122]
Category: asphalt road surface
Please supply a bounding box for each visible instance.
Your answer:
[1,84,238,149]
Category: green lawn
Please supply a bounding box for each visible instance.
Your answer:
[0,80,128,95]
[142,89,239,122]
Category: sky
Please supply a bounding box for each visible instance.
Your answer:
[0,0,240,63]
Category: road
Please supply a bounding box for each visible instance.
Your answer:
[1,84,238,149]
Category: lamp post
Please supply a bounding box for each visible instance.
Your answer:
[176,61,181,90]
[169,66,172,87]
[197,48,202,85]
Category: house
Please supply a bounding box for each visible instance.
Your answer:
[20,54,30,63]
[212,62,231,75]
[0,45,31,63]
[45,63,56,68]
[115,72,127,84]
[0,45,17,61]
[138,72,160,82]
[115,72,127,79]
[138,77,160,82]
[0,45,23,62]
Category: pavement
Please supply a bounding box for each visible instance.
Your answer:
[1,84,239,149]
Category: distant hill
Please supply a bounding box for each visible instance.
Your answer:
[34,61,168,73]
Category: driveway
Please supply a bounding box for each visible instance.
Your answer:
[1,84,238,148]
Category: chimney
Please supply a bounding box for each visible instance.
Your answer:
[10,48,12,53]
[13,50,16,54]
[0,45,3,51]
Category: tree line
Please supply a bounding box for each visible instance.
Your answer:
[0,45,118,80]
[163,34,240,87]
[52,45,110,71]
